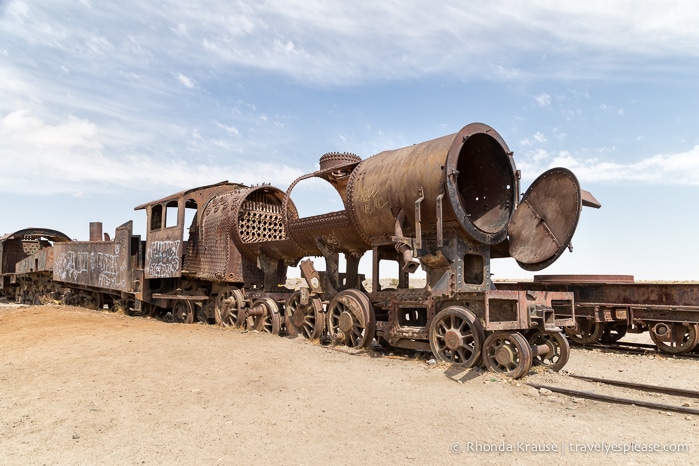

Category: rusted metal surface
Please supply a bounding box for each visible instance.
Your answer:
[346,123,518,246]
[507,168,582,271]
[53,221,135,292]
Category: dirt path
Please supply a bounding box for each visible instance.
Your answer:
[1,304,697,465]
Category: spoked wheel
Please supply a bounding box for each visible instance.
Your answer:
[214,287,245,327]
[600,322,628,344]
[428,306,485,368]
[650,322,699,354]
[285,291,324,339]
[483,332,533,379]
[172,300,195,324]
[251,298,282,335]
[326,289,376,349]
[528,330,570,372]
[564,319,604,344]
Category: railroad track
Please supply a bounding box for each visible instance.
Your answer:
[571,340,699,360]
[528,374,699,416]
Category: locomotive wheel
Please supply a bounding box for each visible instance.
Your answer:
[215,287,244,327]
[650,322,699,354]
[483,332,533,379]
[83,291,103,310]
[172,300,195,324]
[564,319,604,344]
[600,322,628,344]
[428,306,485,368]
[252,298,282,335]
[528,330,570,372]
[326,289,376,349]
[285,291,324,339]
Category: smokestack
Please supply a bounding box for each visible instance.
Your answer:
[89,222,103,242]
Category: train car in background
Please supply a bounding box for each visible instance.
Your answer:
[498,274,699,354]
[0,228,72,304]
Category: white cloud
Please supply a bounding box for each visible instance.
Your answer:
[535,93,551,107]
[533,132,547,143]
[518,145,699,186]
[176,73,197,89]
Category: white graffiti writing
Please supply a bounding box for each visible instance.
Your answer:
[54,244,128,291]
[147,240,181,278]
[55,251,89,281]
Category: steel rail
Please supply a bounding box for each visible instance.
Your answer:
[569,374,699,399]
[526,383,699,415]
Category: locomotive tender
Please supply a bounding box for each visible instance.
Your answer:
[2,123,601,378]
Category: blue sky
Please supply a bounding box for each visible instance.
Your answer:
[2,1,698,280]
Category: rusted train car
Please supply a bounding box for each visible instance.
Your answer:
[0,228,72,304]
[498,275,699,354]
[2,122,604,378]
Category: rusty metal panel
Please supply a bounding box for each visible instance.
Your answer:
[484,289,574,331]
[143,228,183,280]
[53,222,133,292]
[15,247,54,274]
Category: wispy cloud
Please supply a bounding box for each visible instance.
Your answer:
[0,109,303,196]
[517,145,699,186]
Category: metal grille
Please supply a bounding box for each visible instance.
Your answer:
[238,193,285,243]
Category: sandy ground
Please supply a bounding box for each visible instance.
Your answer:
[1,304,698,465]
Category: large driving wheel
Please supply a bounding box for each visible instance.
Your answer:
[215,287,245,327]
[528,330,570,372]
[251,298,282,335]
[326,289,376,349]
[483,332,533,379]
[650,322,699,354]
[428,306,485,368]
[564,318,604,344]
[285,291,324,339]
[172,300,195,324]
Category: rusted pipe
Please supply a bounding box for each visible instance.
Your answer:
[394,210,420,273]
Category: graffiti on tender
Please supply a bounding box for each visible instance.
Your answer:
[55,251,89,281]
[147,240,181,277]
[54,243,128,290]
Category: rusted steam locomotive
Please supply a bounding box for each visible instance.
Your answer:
[1,123,601,378]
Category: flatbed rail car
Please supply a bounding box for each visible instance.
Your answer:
[496,275,699,354]
[0,228,72,304]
